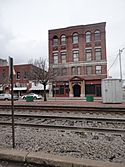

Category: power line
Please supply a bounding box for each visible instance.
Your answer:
[107,53,119,72]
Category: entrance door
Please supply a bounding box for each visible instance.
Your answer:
[95,85,101,97]
[73,84,81,97]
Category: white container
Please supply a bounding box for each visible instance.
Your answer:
[101,79,122,103]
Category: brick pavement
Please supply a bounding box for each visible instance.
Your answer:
[0,99,125,108]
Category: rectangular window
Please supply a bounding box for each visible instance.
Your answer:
[72,67,76,75]
[96,65,101,74]
[72,66,80,75]
[85,85,95,94]
[86,49,92,61]
[53,68,60,76]
[73,50,79,62]
[77,66,81,75]
[95,48,101,60]
[53,53,58,64]
[60,86,64,94]
[24,72,29,79]
[61,52,66,63]
[62,68,67,75]
[16,72,20,79]
[86,66,92,75]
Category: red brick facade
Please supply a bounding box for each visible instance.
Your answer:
[49,22,107,98]
[0,64,34,95]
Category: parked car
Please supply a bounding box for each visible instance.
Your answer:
[20,93,42,100]
[0,93,18,100]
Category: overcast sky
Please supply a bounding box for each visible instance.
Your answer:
[0,0,125,79]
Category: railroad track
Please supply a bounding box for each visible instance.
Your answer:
[0,113,125,134]
[0,104,125,112]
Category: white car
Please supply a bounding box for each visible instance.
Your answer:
[0,93,18,100]
[21,93,42,100]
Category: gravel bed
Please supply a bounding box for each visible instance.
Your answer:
[1,109,125,118]
[0,116,125,130]
[0,125,125,164]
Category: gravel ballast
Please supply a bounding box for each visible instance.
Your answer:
[0,125,125,164]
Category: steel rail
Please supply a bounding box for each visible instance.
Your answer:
[0,122,125,133]
[0,104,125,112]
[0,113,125,122]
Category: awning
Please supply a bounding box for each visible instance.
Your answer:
[29,83,49,91]
[13,87,27,91]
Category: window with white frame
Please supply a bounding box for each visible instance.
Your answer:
[16,72,20,79]
[61,52,66,63]
[85,32,91,43]
[71,66,81,75]
[96,65,101,74]
[86,66,92,75]
[53,36,58,46]
[62,68,67,75]
[95,48,101,60]
[73,50,79,62]
[94,30,101,41]
[77,66,81,75]
[72,33,78,44]
[53,53,58,64]
[72,67,76,75]
[61,35,66,45]
[86,49,92,61]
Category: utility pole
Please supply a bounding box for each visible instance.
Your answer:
[119,49,122,80]
[119,48,125,81]
[9,57,15,148]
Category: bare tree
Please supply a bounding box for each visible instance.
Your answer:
[29,57,58,101]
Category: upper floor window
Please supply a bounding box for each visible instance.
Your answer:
[16,72,20,79]
[86,66,92,75]
[53,53,58,64]
[61,35,66,45]
[85,32,91,43]
[62,68,67,75]
[53,35,58,46]
[53,68,59,76]
[61,52,66,64]
[71,66,81,75]
[72,33,78,44]
[96,65,101,74]
[85,49,92,61]
[95,48,101,60]
[94,30,101,41]
[73,50,79,62]
[24,71,29,79]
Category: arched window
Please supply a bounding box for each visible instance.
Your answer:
[61,35,66,45]
[85,31,91,43]
[72,32,78,44]
[53,35,58,46]
[94,30,101,41]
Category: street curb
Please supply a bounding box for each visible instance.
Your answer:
[0,149,124,167]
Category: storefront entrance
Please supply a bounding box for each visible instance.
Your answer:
[73,84,81,97]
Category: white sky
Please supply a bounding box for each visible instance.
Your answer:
[0,0,125,79]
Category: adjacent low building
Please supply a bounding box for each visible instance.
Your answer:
[48,22,107,98]
[0,64,48,96]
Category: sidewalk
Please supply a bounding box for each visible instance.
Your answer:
[0,149,124,167]
[0,98,125,108]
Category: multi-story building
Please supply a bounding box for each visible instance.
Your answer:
[0,64,36,95]
[0,59,8,66]
[48,22,107,98]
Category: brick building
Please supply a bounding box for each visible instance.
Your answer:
[48,22,107,98]
[0,64,34,95]
[0,58,7,66]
